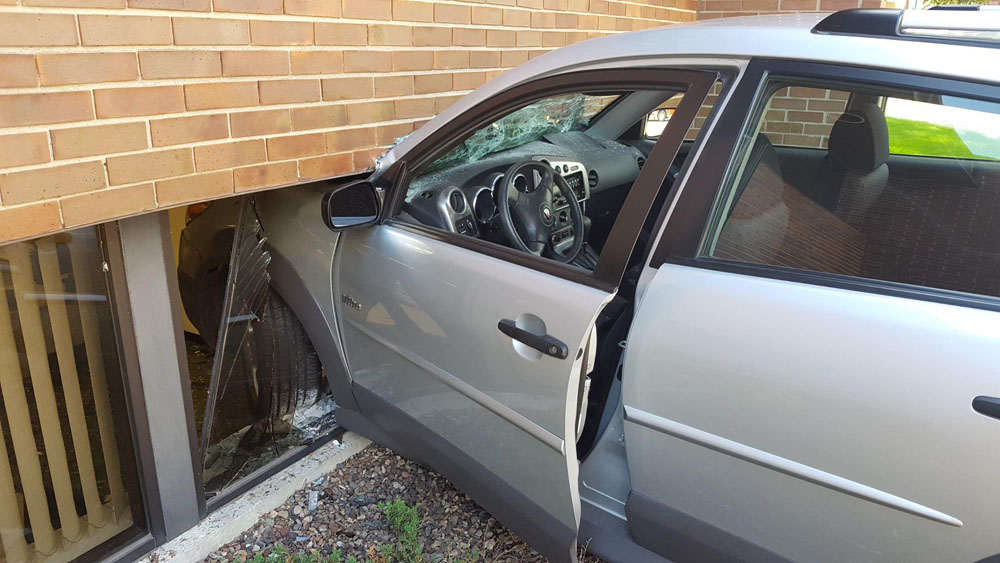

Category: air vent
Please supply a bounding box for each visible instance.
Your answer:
[421,191,434,199]
[588,169,599,189]
[637,156,646,169]
[449,191,465,213]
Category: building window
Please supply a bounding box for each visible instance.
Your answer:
[0,227,146,562]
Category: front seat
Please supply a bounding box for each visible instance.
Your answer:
[814,103,890,225]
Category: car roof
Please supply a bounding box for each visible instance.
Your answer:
[381,11,1000,170]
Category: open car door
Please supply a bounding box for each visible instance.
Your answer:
[328,68,717,562]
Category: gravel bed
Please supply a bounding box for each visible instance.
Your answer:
[206,445,604,562]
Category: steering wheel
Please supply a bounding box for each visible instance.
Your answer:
[497,159,584,263]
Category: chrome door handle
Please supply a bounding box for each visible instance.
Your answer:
[498,318,568,359]
[973,396,1000,420]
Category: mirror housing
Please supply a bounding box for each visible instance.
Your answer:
[322,180,380,231]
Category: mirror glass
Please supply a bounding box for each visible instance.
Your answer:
[325,181,379,230]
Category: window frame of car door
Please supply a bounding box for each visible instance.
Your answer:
[648,58,1000,313]
[375,67,723,293]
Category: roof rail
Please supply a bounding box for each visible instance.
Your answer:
[813,8,1000,47]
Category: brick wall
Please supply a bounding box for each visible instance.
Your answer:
[0,0,695,244]
[761,86,848,148]
[698,0,880,19]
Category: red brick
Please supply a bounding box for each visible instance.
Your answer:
[61,183,156,227]
[194,140,266,171]
[140,51,222,79]
[0,133,49,168]
[322,77,374,100]
[0,91,94,127]
[0,55,39,88]
[52,122,148,159]
[230,109,292,137]
[234,161,298,191]
[79,15,173,45]
[258,79,322,104]
[298,153,353,180]
[221,51,290,77]
[156,170,234,206]
[214,0,282,13]
[343,0,391,19]
[173,18,249,45]
[291,51,343,74]
[0,161,106,205]
[107,148,195,184]
[151,114,229,147]
[266,132,325,160]
[326,127,376,152]
[129,0,210,10]
[185,82,258,110]
[284,0,341,16]
[37,53,138,86]
[315,23,368,45]
[96,86,184,118]
[251,20,314,45]
[0,14,78,46]
[0,202,62,243]
[291,105,348,130]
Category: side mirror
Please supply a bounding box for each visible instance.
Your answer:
[322,180,380,231]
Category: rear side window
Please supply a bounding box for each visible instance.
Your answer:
[703,78,1000,298]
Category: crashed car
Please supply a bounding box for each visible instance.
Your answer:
[180,8,1000,562]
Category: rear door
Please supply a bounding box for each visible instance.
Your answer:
[333,69,716,562]
[623,61,1000,562]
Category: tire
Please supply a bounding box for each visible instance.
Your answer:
[243,288,324,419]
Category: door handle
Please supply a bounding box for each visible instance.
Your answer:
[498,318,569,359]
[973,396,1000,420]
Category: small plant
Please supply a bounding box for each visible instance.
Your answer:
[377,499,424,563]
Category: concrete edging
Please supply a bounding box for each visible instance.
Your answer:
[139,431,371,563]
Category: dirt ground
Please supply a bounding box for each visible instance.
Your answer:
[206,445,604,563]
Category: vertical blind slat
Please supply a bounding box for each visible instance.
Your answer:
[0,413,30,563]
[0,250,58,555]
[5,243,84,543]
[66,241,126,517]
[36,239,106,528]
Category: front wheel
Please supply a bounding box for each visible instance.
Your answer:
[241,288,324,419]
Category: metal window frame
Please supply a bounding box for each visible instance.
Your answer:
[104,213,205,544]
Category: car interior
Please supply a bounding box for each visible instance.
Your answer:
[394,78,1000,462]
[712,83,1000,299]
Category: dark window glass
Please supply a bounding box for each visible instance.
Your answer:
[705,80,1000,298]
[0,227,146,561]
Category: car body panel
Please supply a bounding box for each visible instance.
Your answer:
[624,263,1000,562]
[335,223,613,562]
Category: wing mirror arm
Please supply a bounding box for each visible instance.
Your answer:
[322,180,381,232]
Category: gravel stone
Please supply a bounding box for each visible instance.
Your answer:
[206,445,604,562]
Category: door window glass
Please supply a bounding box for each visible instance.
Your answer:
[0,227,146,561]
[396,86,700,271]
[704,79,1000,298]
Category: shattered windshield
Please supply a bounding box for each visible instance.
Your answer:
[425,93,620,173]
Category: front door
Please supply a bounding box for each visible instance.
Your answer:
[333,68,716,561]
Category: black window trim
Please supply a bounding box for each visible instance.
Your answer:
[377,67,723,291]
[649,57,1000,313]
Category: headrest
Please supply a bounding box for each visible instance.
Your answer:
[827,103,889,173]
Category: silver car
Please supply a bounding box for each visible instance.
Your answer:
[195,8,1000,562]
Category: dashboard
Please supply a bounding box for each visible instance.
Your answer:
[402,132,647,252]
